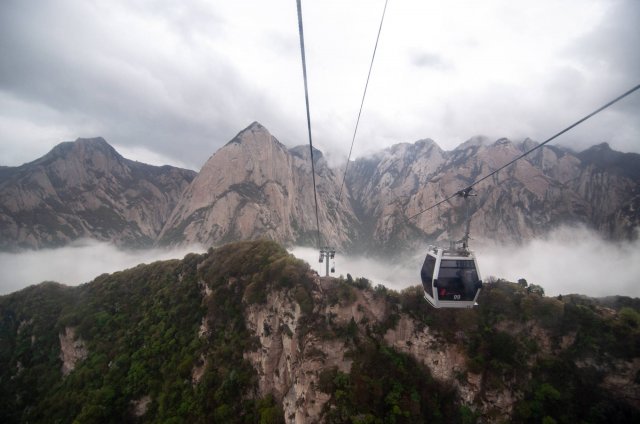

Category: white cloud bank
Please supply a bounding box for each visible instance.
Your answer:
[477,226,640,298]
[0,240,205,295]
[1,227,638,299]
[292,226,640,299]
[290,246,419,293]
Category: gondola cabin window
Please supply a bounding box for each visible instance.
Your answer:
[437,260,479,301]
[421,247,483,309]
[421,255,436,298]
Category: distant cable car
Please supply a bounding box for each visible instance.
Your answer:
[421,244,482,308]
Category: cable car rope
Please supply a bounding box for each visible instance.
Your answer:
[296,0,322,248]
[337,0,390,207]
[406,83,640,222]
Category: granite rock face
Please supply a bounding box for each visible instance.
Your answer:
[158,122,358,249]
[1,124,638,252]
[347,137,640,251]
[0,137,195,250]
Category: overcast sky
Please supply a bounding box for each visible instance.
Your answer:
[1,0,638,170]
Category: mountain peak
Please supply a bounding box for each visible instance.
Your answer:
[247,121,264,130]
[74,136,109,146]
[30,137,122,168]
[589,142,612,152]
[454,135,490,151]
[578,141,640,181]
[0,136,195,250]
[224,121,276,147]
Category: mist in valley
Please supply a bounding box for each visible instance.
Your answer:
[1,226,638,300]
[0,240,204,295]
[292,225,640,298]
[476,226,640,298]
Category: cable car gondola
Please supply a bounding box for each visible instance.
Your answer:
[421,244,482,308]
[420,188,482,308]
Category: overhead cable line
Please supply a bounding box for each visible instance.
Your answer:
[337,0,390,206]
[296,0,322,248]
[406,83,640,222]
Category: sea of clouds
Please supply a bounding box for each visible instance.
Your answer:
[1,226,638,298]
[0,240,205,295]
[291,225,640,298]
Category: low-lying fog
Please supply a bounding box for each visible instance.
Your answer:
[292,225,640,298]
[1,226,638,299]
[0,240,205,295]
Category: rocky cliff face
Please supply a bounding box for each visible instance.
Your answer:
[1,125,638,252]
[158,124,639,253]
[348,137,640,249]
[158,122,358,248]
[0,137,195,250]
[58,326,87,376]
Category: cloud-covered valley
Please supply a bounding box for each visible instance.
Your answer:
[1,226,637,300]
[293,226,640,298]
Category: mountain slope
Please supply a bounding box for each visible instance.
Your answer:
[347,137,640,249]
[1,240,639,423]
[0,138,196,250]
[1,125,638,252]
[158,122,358,248]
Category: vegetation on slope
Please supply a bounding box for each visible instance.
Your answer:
[384,279,640,423]
[1,241,294,423]
[0,240,639,423]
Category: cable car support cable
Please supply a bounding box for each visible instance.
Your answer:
[337,0,390,207]
[296,0,322,249]
[406,83,640,223]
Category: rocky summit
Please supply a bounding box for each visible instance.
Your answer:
[158,122,358,249]
[0,137,195,250]
[1,123,638,252]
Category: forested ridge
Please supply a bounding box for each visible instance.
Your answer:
[1,240,639,423]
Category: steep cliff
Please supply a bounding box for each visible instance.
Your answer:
[158,122,358,248]
[348,137,640,250]
[0,137,196,250]
[1,125,638,252]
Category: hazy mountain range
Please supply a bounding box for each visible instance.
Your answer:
[0,138,195,250]
[1,122,638,252]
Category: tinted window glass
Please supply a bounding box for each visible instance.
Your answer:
[421,255,436,297]
[436,260,480,301]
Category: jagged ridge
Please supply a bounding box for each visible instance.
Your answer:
[2,124,639,252]
[0,137,196,250]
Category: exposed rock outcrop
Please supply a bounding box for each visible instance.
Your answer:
[130,395,151,417]
[59,326,88,376]
[0,137,196,250]
[348,138,640,250]
[158,122,358,249]
[1,125,638,252]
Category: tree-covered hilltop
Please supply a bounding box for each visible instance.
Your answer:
[1,240,639,423]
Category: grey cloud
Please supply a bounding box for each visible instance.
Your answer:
[0,0,297,169]
[568,0,640,86]
[411,52,450,70]
[1,0,639,170]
